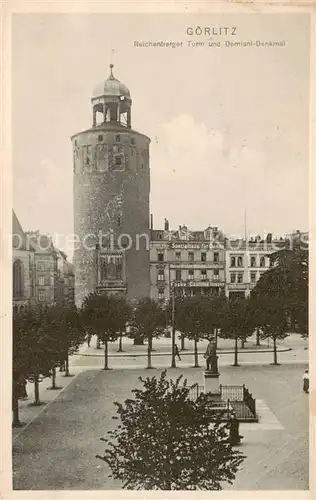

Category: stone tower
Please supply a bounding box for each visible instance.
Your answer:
[72,65,150,306]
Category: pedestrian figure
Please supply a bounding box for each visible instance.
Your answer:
[174,343,181,361]
[229,412,243,446]
[303,369,309,393]
[87,334,92,347]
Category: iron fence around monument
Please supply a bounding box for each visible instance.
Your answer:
[188,382,258,422]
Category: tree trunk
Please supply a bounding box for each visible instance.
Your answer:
[34,376,40,405]
[12,380,20,426]
[52,366,56,388]
[256,328,260,346]
[133,334,144,345]
[104,340,109,370]
[194,339,199,367]
[181,335,185,350]
[272,336,279,365]
[64,352,72,377]
[147,333,152,368]
[233,336,239,366]
[117,332,123,352]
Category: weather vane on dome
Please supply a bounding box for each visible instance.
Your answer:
[109,48,116,77]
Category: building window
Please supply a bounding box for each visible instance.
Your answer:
[98,135,103,142]
[13,260,24,298]
[188,269,194,279]
[213,269,219,281]
[250,256,256,267]
[131,137,135,145]
[237,256,243,267]
[175,269,182,281]
[75,140,77,146]
[201,269,207,280]
[38,291,45,301]
[115,156,122,166]
[188,252,194,262]
[201,252,206,262]
[213,252,219,263]
[158,291,164,301]
[115,134,121,142]
[250,272,256,284]
[39,276,45,286]
[260,256,265,267]
[157,252,164,262]
[37,261,45,271]
[230,257,236,267]
[237,273,243,283]
[117,215,122,226]
[175,252,181,261]
[230,273,236,283]
[157,269,164,281]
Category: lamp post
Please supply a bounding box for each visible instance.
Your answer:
[169,264,176,368]
[171,282,176,368]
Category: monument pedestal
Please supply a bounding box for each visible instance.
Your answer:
[204,370,220,399]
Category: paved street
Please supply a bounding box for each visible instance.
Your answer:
[72,332,308,370]
[13,359,309,490]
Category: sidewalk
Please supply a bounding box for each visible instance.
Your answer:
[77,333,292,358]
[12,365,93,440]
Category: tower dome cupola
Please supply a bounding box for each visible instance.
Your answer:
[91,65,132,128]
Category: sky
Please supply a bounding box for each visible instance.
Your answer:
[12,13,310,257]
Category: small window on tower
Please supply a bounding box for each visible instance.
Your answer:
[115,156,122,166]
[131,138,135,145]
[115,134,121,142]
[75,140,77,146]
[98,135,103,142]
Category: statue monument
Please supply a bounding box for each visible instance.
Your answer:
[204,339,219,374]
[203,338,220,396]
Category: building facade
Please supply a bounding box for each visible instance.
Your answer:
[72,65,150,306]
[12,211,36,311]
[13,212,74,309]
[225,234,285,299]
[26,231,58,306]
[150,221,226,302]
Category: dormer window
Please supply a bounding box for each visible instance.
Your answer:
[115,134,121,142]
[98,135,103,142]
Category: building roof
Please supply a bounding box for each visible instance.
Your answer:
[92,65,131,99]
[12,210,27,250]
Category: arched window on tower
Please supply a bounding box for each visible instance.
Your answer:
[13,259,24,298]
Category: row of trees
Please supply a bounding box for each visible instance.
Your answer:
[13,244,307,424]
[13,304,85,426]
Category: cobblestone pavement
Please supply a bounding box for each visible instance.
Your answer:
[12,363,309,491]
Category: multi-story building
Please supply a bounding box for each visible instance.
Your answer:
[72,64,150,306]
[25,231,58,306]
[225,234,286,299]
[150,220,226,302]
